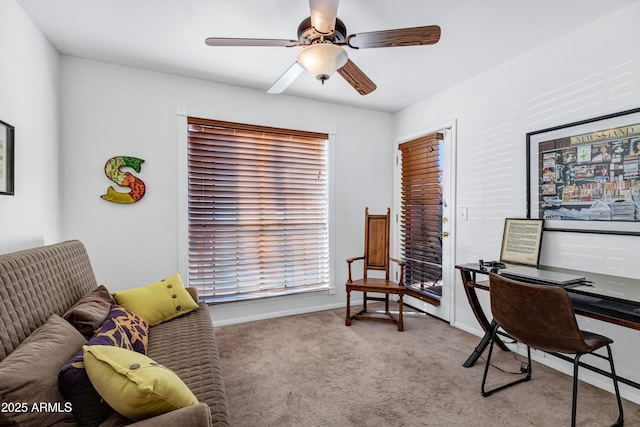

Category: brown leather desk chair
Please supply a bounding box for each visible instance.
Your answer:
[482,273,624,427]
[345,207,406,331]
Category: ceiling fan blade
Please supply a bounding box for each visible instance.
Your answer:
[347,25,441,49]
[309,0,339,35]
[337,59,376,95]
[267,62,305,94]
[205,37,299,47]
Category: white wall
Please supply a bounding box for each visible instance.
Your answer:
[59,57,393,325]
[393,2,640,402]
[0,1,61,253]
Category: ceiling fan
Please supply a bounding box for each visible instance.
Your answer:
[205,0,441,96]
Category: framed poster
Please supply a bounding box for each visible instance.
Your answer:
[0,120,15,196]
[500,218,544,266]
[527,107,640,235]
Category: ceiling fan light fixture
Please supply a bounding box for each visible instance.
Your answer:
[296,43,348,84]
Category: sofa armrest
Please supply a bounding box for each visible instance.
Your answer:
[186,286,199,304]
[126,403,212,427]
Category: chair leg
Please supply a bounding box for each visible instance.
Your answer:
[397,293,404,332]
[571,346,624,427]
[345,288,351,326]
[481,326,498,397]
[606,345,624,427]
[482,325,532,397]
[571,354,581,427]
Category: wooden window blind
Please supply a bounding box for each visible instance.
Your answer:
[187,117,330,303]
[398,132,444,297]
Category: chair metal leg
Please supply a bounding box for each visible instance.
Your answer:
[606,344,624,427]
[571,346,624,427]
[482,324,532,397]
[571,354,581,427]
[481,327,498,397]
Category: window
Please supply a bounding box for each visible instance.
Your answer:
[398,132,444,298]
[186,117,330,303]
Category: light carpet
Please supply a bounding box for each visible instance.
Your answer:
[215,305,639,426]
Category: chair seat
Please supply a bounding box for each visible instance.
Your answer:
[346,278,404,293]
[580,330,614,352]
[529,330,615,354]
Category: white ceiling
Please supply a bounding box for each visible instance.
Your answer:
[16,0,640,113]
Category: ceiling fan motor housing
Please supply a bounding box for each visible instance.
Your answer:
[297,17,347,45]
[205,4,440,96]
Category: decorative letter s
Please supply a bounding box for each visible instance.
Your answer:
[100,156,146,204]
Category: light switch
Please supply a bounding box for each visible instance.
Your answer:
[458,207,468,221]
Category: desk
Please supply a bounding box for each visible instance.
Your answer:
[456,263,640,388]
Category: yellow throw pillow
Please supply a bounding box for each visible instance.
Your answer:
[83,345,198,421]
[112,273,198,326]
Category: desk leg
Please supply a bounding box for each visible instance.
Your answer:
[463,320,500,367]
[459,270,509,367]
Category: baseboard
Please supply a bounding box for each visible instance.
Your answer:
[210,301,348,327]
[451,320,484,338]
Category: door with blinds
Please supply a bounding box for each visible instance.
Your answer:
[397,130,452,320]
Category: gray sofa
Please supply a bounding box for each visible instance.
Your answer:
[0,240,230,426]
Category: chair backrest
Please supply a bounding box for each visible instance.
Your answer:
[362,207,391,280]
[489,273,592,354]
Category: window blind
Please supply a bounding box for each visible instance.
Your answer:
[398,132,444,297]
[187,117,330,303]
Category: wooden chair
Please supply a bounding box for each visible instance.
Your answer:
[345,207,406,331]
[482,273,624,427]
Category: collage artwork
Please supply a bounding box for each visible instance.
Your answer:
[538,123,640,221]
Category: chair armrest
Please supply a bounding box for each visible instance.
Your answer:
[390,258,405,286]
[390,257,405,267]
[346,256,365,283]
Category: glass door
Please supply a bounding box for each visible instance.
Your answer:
[395,126,454,321]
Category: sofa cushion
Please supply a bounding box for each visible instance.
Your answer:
[59,304,150,426]
[0,314,86,427]
[63,284,115,338]
[148,303,230,426]
[112,273,199,326]
[83,345,199,421]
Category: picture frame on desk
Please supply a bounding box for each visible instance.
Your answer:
[526,107,640,235]
[0,120,15,196]
[500,218,544,267]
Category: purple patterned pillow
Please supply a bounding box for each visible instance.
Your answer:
[104,305,149,354]
[58,305,150,426]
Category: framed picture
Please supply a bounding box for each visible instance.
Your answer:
[500,218,544,267]
[527,107,640,235]
[0,120,15,196]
